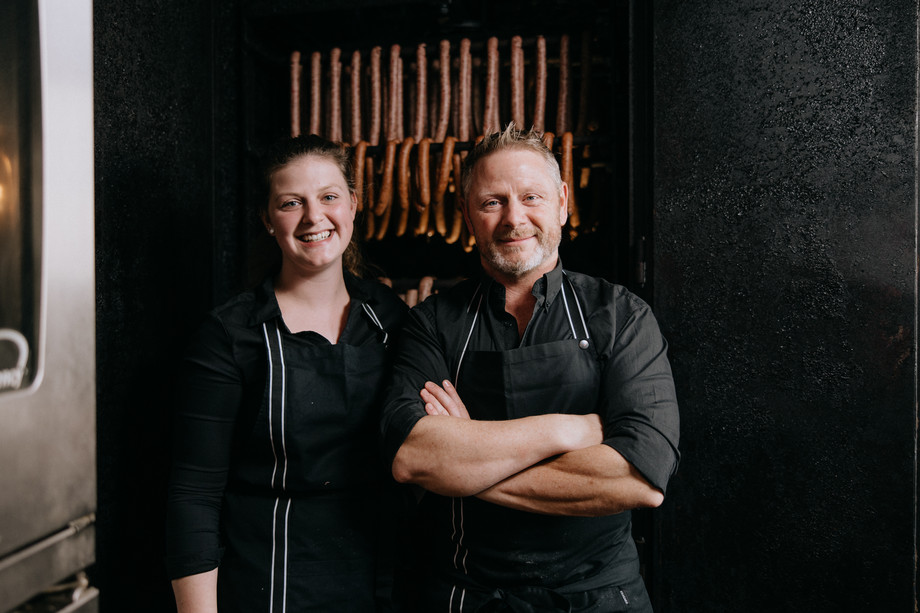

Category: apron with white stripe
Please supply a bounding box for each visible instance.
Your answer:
[218,306,390,613]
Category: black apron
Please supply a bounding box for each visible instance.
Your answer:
[419,274,648,613]
[218,303,390,613]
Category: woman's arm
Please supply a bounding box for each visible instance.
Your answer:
[166,314,243,593]
[172,569,218,613]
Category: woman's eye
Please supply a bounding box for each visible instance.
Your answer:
[323,194,338,202]
[280,199,300,208]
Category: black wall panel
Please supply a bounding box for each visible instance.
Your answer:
[653,1,917,610]
[94,1,242,610]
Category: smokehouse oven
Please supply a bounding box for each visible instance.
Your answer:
[0,0,97,611]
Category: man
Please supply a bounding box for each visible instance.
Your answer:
[381,125,680,612]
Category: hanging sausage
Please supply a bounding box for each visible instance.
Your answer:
[290,51,301,137]
[288,32,597,245]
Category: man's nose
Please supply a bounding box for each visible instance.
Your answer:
[501,199,528,226]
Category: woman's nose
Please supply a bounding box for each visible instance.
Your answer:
[300,200,323,224]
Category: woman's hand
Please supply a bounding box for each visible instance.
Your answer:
[420,380,470,419]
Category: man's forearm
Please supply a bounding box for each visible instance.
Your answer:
[476,444,664,516]
[391,412,602,497]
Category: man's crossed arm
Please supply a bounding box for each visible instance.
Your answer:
[391,380,663,517]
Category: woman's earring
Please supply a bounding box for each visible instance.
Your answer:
[267,226,275,235]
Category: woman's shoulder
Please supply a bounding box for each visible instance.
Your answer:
[205,277,280,332]
[349,275,409,325]
[209,287,261,322]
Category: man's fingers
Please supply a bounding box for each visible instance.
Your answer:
[441,380,464,403]
[435,380,470,419]
[420,388,447,415]
[420,380,470,418]
[424,380,455,407]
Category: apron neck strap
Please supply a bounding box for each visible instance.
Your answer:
[561,272,590,342]
[360,302,388,345]
[455,284,484,384]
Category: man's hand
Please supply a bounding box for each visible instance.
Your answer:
[420,380,470,419]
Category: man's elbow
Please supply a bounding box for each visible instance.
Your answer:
[391,451,417,485]
[638,487,664,509]
[391,447,477,496]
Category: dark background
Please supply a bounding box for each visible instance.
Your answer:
[92,0,917,611]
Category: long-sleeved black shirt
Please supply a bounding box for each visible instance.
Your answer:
[381,263,680,490]
[166,274,408,581]
[380,263,680,593]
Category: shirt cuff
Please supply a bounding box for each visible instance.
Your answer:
[603,425,680,495]
[164,548,222,581]
[381,405,426,467]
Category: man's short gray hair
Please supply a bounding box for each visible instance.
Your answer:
[460,123,563,200]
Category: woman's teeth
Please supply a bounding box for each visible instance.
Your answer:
[300,230,332,242]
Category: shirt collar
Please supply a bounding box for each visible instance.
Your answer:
[247,276,282,326]
[533,260,565,307]
[478,258,565,309]
[246,270,371,326]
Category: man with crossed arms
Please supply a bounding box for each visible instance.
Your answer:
[381,126,680,612]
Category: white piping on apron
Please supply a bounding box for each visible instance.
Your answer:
[276,324,289,489]
[361,302,388,343]
[282,498,291,613]
[448,584,467,612]
[263,321,290,613]
[455,284,484,385]
[561,271,591,345]
[260,303,387,613]
[269,498,280,613]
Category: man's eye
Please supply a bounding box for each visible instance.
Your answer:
[482,200,499,208]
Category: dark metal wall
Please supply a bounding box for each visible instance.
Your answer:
[93,1,242,609]
[652,1,918,610]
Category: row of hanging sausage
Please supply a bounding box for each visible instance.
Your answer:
[289,34,597,242]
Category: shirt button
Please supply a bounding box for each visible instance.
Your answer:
[579,339,589,349]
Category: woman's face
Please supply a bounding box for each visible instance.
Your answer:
[263,155,357,276]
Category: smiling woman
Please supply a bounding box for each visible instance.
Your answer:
[263,155,356,278]
[166,135,409,613]
[259,135,362,276]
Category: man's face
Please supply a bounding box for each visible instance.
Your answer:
[463,148,568,282]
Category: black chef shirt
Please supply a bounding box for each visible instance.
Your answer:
[381,262,680,491]
[379,262,680,592]
[166,273,407,580]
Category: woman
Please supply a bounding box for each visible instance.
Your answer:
[166,135,408,612]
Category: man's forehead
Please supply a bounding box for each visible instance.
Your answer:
[471,149,553,183]
[477,147,544,166]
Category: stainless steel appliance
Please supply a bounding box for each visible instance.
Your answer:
[0,0,97,610]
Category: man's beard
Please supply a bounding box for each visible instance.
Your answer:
[482,225,561,278]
